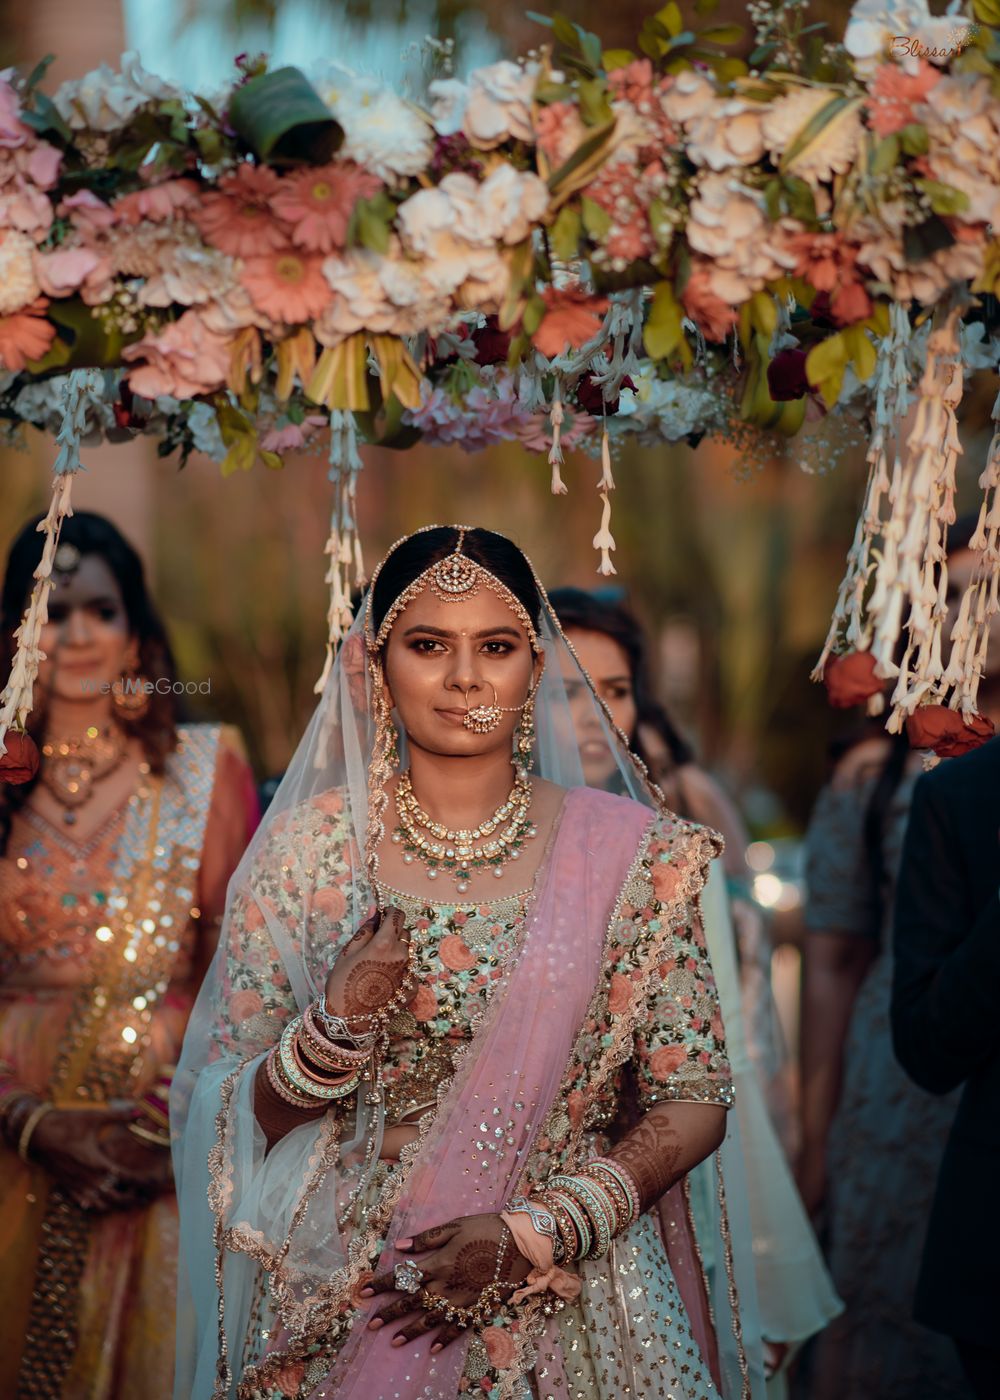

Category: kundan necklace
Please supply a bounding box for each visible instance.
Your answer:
[392,771,537,892]
[40,724,128,825]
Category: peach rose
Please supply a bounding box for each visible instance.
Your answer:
[230,989,264,1022]
[482,1325,516,1369]
[608,972,633,1015]
[649,1045,688,1081]
[823,650,882,708]
[651,861,683,903]
[439,934,478,973]
[905,704,995,758]
[313,885,348,923]
[409,983,439,1022]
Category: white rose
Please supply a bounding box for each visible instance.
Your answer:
[431,61,539,149]
[54,51,177,132]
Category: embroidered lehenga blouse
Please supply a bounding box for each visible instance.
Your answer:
[209,788,733,1400]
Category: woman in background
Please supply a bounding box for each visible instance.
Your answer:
[796,518,991,1400]
[549,586,841,1395]
[0,512,258,1399]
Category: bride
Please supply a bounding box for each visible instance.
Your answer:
[173,526,754,1399]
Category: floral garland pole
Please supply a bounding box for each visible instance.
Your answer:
[0,0,999,764]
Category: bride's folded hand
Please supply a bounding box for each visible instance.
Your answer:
[323,905,412,1028]
[359,1212,532,1353]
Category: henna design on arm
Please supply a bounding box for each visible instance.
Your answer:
[341,959,403,1017]
[607,1100,727,1212]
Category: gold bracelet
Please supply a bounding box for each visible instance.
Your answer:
[128,1121,171,1149]
[17,1102,54,1163]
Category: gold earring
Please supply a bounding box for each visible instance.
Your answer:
[514,687,536,779]
[113,668,150,721]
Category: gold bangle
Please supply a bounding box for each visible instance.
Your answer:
[17,1102,54,1163]
[128,1122,171,1149]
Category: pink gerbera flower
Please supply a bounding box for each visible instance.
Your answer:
[193,162,289,257]
[240,249,331,323]
[272,162,382,253]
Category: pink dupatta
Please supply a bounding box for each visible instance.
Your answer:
[318,787,650,1398]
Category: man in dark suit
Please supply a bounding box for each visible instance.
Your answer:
[892,735,1000,1399]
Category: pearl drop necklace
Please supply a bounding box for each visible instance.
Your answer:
[391,771,536,893]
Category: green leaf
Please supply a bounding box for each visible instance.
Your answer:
[657,2,684,37]
[551,14,579,48]
[782,175,816,223]
[580,30,603,71]
[522,295,546,336]
[581,194,612,238]
[648,195,674,250]
[550,204,582,261]
[24,55,55,93]
[228,66,343,163]
[694,0,719,12]
[749,42,778,66]
[20,91,72,144]
[644,280,685,360]
[899,123,929,156]
[602,48,637,70]
[805,332,848,408]
[871,133,900,175]
[546,119,617,201]
[578,77,613,125]
[914,177,970,217]
[973,0,1000,24]
[763,178,781,222]
[535,80,574,104]
[749,290,778,336]
[903,214,955,262]
[699,23,744,43]
[666,31,697,50]
[842,324,876,381]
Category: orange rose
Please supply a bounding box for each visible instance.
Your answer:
[0,730,40,784]
[313,885,348,922]
[530,287,609,358]
[649,1045,688,1081]
[823,650,883,708]
[651,861,682,903]
[482,1325,516,1369]
[608,972,633,1015]
[439,934,478,973]
[230,989,264,1022]
[905,704,995,758]
[409,983,439,1022]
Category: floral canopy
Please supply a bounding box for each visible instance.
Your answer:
[1,0,1000,771]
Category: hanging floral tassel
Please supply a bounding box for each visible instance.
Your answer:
[880,300,966,735]
[0,372,95,778]
[812,300,911,699]
[314,409,364,697]
[548,379,568,495]
[593,423,617,576]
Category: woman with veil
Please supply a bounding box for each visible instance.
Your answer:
[173,526,761,1400]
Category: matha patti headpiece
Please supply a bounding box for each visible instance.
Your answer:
[365,526,542,654]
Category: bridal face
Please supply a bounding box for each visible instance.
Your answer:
[382,586,538,759]
[37,554,135,705]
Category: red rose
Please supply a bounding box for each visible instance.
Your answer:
[472,317,511,366]
[767,348,810,401]
[574,370,635,416]
[905,705,995,758]
[823,651,883,708]
[0,730,40,784]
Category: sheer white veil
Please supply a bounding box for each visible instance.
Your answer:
[171,525,765,1398]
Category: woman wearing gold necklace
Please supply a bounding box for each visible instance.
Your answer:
[0,511,258,1399]
[174,526,764,1399]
